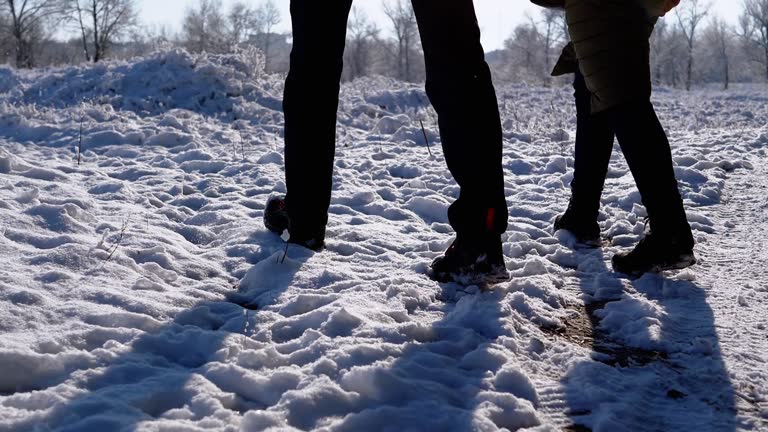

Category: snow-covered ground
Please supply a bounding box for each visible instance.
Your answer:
[0,50,766,431]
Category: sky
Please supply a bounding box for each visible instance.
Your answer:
[141,0,741,52]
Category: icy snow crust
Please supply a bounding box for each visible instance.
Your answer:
[0,50,766,431]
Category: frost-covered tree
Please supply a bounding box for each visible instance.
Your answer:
[119,23,173,59]
[675,0,711,90]
[227,1,255,47]
[740,0,768,81]
[703,17,734,89]
[499,22,545,83]
[650,18,669,84]
[494,11,567,86]
[254,0,280,72]
[650,18,689,87]
[1,0,61,68]
[181,0,284,71]
[66,0,138,63]
[0,14,11,62]
[538,8,566,86]
[382,0,421,82]
[181,0,228,54]
[343,7,379,81]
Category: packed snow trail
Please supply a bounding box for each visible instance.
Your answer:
[701,157,768,425]
[0,51,765,431]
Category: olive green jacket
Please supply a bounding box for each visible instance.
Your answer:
[531,0,659,112]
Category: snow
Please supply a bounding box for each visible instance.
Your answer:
[0,49,766,431]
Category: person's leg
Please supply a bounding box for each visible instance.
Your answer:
[606,101,692,239]
[411,0,508,239]
[282,0,353,241]
[604,100,696,274]
[555,68,616,244]
[569,69,615,222]
[412,0,509,283]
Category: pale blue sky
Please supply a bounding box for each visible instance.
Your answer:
[140,0,740,51]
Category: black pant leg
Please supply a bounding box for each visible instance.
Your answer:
[411,0,508,238]
[283,0,353,237]
[571,70,615,221]
[606,101,692,236]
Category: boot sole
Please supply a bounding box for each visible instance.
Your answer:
[574,238,605,249]
[555,228,603,249]
[652,253,697,273]
[428,266,511,286]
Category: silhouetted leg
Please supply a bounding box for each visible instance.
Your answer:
[605,101,692,237]
[412,0,508,238]
[283,0,353,239]
[570,69,615,222]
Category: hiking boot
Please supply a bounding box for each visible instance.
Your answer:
[553,201,601,247]
[264,196,325,252]
[264,196,290,234]
[429,235,509,285]
[612,231,696,276]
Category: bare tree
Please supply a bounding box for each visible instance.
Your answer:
[650,18,669,84]
[36,37,85,66]
[740,0,768,81]
[66,0,137,62]
[254,0,280,72]
[0,14,12,63]
[227,1,256,47]
[705,17,733,89]
[181,0,227,54]
[1,0,61,68]
[650,18,690,87]
[343,7,379,81]
[500,24,539,83]
[537,8,566,86]
[120,23,173,58]
[487,4,765,86]
[383,0,420,82]
[675,0,711,90]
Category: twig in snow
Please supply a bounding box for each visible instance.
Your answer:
[277,229,291,264]
[103,219,130,264]
[77,114,84,166]
[239,130,246,159]
[231,137,239,160]
[419,119,433,157]
[279,242,290,264]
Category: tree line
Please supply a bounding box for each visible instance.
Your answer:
[496,0,768,89]
[3,0,768,89]
[0,0,425,80]
[1,0,136,68]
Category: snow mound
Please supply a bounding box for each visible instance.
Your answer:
[9,48,275,118]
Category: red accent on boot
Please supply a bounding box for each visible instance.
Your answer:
[486,208,496,232]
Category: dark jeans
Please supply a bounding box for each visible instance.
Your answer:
[571,70,691,237]
[283,0,508,241]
